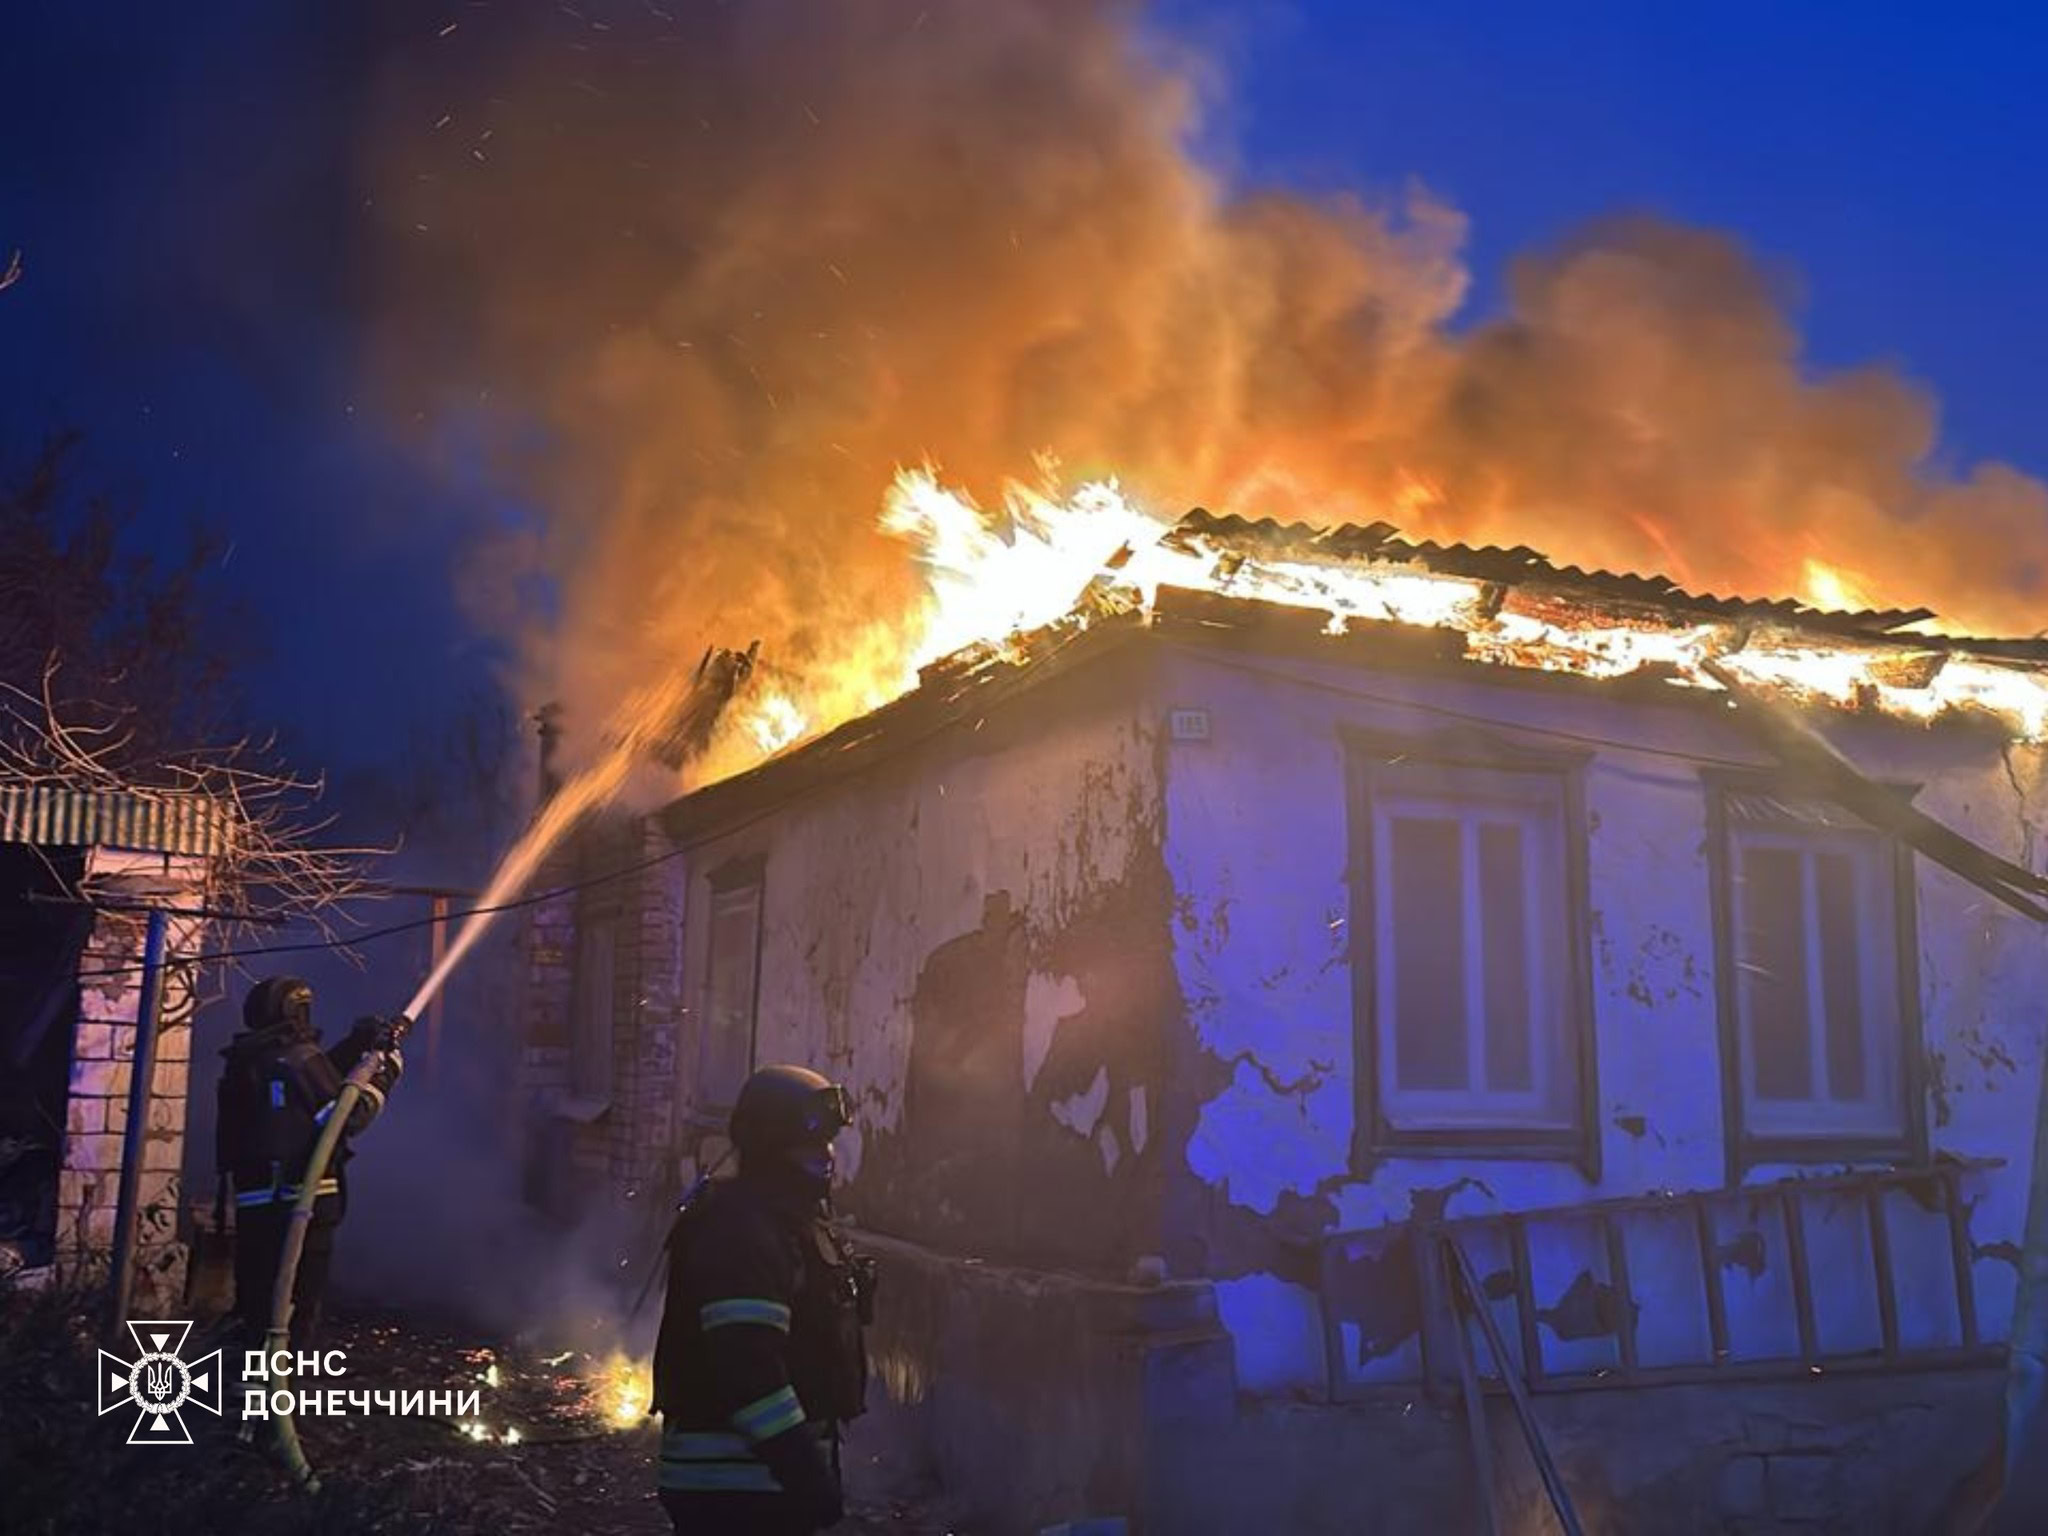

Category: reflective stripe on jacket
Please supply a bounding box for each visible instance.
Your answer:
[658,1428,784,1493]
[233,1177,341,1208]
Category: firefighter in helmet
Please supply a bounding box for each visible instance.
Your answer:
[215,976,406,1348]
[652,1064,875,1534]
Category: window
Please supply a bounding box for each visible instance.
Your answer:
[568,911,616,1104]
[1714,787,1918,1158]
[1351,748,1592,1160]
[699,862,764,1111]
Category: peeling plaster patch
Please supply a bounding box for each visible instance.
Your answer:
[1958,1026,2018,1084]
[1128,1086,1149,1156]
[1096,1123,1121,1175]
[1022,972,1085,1093]
[1974,1238,2024,1272]
[1051,1064,1111,1138]
[1325,1232,1422,1366]
[1609,1109,1669,1148]
[1926,1051,1955,1129]
[1537,1269,1631,1342]
[838,1125,865,1183]
[1186,1059,1349,1216]
[1717,1229,1768,1280]
[1407,1177,1495,1225]
[1620,926,1702,1009]
[1225,1049,1332,1099]
[1213,1273,1327,1396]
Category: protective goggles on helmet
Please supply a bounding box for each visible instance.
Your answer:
[802,1083,853,1140]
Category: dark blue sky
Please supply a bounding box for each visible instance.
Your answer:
[3,0,2044,783]
[1176,0,2048,477]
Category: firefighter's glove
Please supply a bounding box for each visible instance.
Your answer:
[340,1017,384,1065]
[341,1015,408,1066]
[755,1426,843,1530]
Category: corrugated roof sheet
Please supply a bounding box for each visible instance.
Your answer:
[1168,508,1947,638]
[662,504,2048,835]
[0,784,234,858]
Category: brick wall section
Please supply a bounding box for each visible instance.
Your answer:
[517,828,577,1214]
[520,811,691,1212]
[571,818,628,1187]
[619,816,685,1189]
[56,849,211,1312]
[520,836,577,1087]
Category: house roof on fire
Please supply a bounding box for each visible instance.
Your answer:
[1178,509,1909,636]
[661,507,2048,842]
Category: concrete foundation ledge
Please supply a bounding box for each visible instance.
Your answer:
[844,1228,1236,1535]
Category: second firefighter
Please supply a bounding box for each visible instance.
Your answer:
[651,1064,875,1535]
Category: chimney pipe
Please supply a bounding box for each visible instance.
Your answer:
[532,702,563,808]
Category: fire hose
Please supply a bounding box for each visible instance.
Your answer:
[262,1018,410,1488]
[251,649,763,1485]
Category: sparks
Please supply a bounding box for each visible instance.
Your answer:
[585,1351,650,1430]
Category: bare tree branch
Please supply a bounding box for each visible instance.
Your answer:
[0,656,389,962]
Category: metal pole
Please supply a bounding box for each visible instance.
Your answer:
[108,907,170,1330]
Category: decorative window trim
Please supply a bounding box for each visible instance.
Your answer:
[1703,771,1927,1178]
[696,853,766,1114]
[1345,726,1600,1175]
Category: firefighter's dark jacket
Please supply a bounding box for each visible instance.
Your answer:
[651,1174,868,1512]
[216,1022,373,1221]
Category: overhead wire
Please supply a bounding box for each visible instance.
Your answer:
[65,627,1798,984]
[68,837,692,984]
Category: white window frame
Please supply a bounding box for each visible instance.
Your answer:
[1723,799,1910,1146]
[1358,754,1589,1152]
[698,868,764,1112]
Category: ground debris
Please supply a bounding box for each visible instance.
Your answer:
[1,1289,963,1534]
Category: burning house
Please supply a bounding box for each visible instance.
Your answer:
[522,495,2048,1533]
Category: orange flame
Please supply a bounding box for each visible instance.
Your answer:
[585,1350,650,1430]
[694,466,2048,778]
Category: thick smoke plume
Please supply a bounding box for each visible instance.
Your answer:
[363,0,2048,753]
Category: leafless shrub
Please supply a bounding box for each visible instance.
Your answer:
[1,658,384,961]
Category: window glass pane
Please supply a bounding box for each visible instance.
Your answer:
[1814,851,1867,1103]
[1741,845,1811,1101]
[1389,816,1468,1091]
[705,885,761,1103]
[1478,821,1532,1093]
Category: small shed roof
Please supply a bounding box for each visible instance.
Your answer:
[0,783,234,859]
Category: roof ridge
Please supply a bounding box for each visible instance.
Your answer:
[1167,507,1960,640]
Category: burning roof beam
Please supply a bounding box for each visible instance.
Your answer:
[681,479,2048,799]
[1703,657,2048,923]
